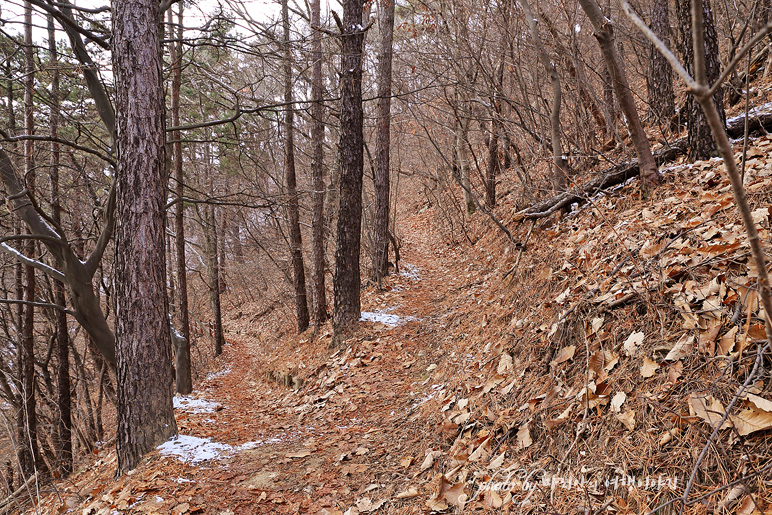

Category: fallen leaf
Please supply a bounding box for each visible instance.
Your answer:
[659,428,680,446]
[516,423,532,449]
[489,451,505,470]
[624,331,644,356]
[355,497,385,513]
[399,456,413,468]
[610,392,626,413]
[420,450,442,471]
[731,407,772,436]
[483,489,503,509]
[718,326,738,355]
[640,356,659,378]
[615,410,636,431]
[546,405,572,430]
[440,478,467,508]
[667,361,683,383]
[689,393,731,430]
[551,345,576,366]
[354,447,369,456]
[395,488,419,499]
[747,393,772,412]
[665,334,694,361]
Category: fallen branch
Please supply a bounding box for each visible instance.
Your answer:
[0,473,38,515]
[513,109,772,222]
[513,139,687,222]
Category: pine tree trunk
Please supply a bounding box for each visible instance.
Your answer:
[648,0,675,126]
[283,0,310,333]
[48,14,72,475]
[112,0,177,473]
[675,0,725,160]
[332,0,366,342]
[371,0,395,287]
[310,0,328,326]
[169,6,191,395]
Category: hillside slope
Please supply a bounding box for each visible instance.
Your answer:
[17,129,772,515]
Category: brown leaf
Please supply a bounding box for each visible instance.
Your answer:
[615,410,636,431]
[640,356,659,378]
[689,393,731,430]
[551,345,576,366]
[516,423,532,449]
[731,407,772,436]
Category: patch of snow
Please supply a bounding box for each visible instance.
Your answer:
[726,101,772,124]
[206,367,231,381]
[173,396,221,414]
[158,435,234,464]
[399,263,421,280]
[360,310,419,327]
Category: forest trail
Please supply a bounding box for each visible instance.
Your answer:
[64,210,467,515]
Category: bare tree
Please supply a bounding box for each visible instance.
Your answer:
[648,0,675,127]
[310,0,329,326]
[283,0,310,332]
[371,0,396,287]
[169,5,192,394]
[577,0,661,196]
[48,14,72,475]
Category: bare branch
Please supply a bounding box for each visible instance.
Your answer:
[0,243,66,282]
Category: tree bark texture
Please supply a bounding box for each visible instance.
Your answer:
[333,0,366,341]
[17,0,40,478]
[170,6,191,394]
[283,0,310,333]
[112,0,177,473]
[674,0,725,160]
[310,0,328,326]
[578,0,661,196]
[648,0,675,126]
[49,14,73,475]
[371,0,395,286]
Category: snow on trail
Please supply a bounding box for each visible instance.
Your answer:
[359,310,419,326]
[157,435,275,465]
[173,396,221,414]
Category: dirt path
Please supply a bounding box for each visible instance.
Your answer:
[91,213,466,515]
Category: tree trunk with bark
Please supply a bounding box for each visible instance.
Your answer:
[310,0,328,327]
[371,0,395,287]
[112,0,177,472]
[17,0,40,478]
[283,0,310,333]
[48,14,72,475]
[169,6,191,394]
[332,0,366,342]
[521,0,571,189]
[578,0,661,196]
[648,0,675,127]
[674,0,725,160]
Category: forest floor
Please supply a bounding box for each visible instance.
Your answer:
[18,86,772,515]
[30,209,481,515]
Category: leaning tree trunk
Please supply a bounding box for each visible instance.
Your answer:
[112,0,177,473]
[169,6,191,394]
[283,0,310,333]
[648,0,675,127]
[332,0,366,343]
[674,0,725,160]
[371,0,395,287]
[578,0,661,196]
[310,0,328,326]
[48,14,72,476]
